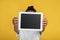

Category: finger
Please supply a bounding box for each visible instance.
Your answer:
[13,17,18,21]
[12,17,18,25]
[43,18,48,26]
[43,18,48,23]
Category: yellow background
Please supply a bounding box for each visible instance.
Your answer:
[0,0,60,40]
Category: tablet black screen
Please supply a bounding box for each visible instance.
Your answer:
[21,14,41,29]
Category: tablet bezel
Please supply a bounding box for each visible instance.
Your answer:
[18,12,43,31]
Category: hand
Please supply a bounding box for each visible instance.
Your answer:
[12,17,18,26]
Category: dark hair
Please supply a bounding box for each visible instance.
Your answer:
[25,6,36,12]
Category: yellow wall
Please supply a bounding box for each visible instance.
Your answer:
[0,0,60,40]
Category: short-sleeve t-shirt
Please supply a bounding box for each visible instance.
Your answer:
[17,30,41,40]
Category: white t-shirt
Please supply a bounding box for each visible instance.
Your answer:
[17,30,41,40]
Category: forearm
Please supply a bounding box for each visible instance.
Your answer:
[39,26,46,34]
[14,26,19,34]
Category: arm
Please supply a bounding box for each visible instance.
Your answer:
[14,25,19,34]
[12,17,19,34]
[40,18,48,34]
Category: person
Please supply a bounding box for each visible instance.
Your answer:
[12,6,48,40]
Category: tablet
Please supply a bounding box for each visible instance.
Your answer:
[18,12,43,31]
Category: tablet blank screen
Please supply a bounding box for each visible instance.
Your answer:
[21,14,41,29]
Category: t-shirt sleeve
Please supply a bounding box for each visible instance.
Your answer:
[16,33,20,37]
